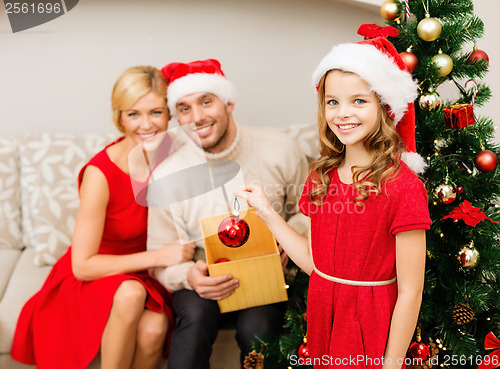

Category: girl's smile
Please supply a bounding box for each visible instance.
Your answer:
[335,123,361,133]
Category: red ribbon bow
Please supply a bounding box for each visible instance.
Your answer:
[442,200,498,227]
[478,332,500,369]
[357,24,399,39]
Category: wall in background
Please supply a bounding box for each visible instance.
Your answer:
[1,0,498,142]
[456,0,499,143]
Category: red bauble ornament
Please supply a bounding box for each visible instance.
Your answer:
[298,342,310,360]
[457,186,464,194]
[215,258,230,263]
[218,215,250,247]
[475,150,498,173]
[408,341,431,360]
[400,50,418,73]
[469,47,490,66]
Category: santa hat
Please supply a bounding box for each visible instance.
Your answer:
[161,59,235,116]
[312,37,427,173]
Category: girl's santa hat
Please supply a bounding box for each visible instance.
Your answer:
[161,59,235,116]
[312,37,427,173]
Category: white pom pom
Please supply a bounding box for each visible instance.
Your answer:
[402,152,427,174]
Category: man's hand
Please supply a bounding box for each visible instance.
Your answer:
[187,260,239,300]
[278,243,289,270]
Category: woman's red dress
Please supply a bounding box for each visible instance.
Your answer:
[11,140,174,369]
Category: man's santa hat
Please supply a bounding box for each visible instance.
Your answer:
[312,36,427,173]
[161,59,235,116]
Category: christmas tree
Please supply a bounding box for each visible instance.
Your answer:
[249,1,500,368]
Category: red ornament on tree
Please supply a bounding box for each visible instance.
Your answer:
[469,46,490,66]
[408,341,431,361]
[475,149,498,173]
[298,341,310,360]
[400,48,418,73]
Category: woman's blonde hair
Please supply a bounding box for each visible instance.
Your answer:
[111,66,168,133]
[309,70,404,205]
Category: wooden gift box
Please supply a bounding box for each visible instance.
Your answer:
[200,209,288,313]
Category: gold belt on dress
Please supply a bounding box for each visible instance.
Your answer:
[312,266,397,286]
[308,227,397,287]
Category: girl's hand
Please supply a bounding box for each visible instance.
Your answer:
[277,243,289,270]
[234,184,275,221]
[157,240,196,266]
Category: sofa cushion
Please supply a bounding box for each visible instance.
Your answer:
[285,123,319,161]
[19,133,117,266]
[0,249,21,301]
[0,137,22,250]
[0,248,51,355]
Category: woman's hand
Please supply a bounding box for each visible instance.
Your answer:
[234,184,275,221]
[157,240,196,267]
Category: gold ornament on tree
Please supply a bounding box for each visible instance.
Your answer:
[417,15,442,41]
[434,168,458,204]
[419,87,442,112]
[417,1,442,42]
[243,350,264,369]
[434,183,457,204]
[380,0,401,21]
[457,241,479,268]
[432,49,453,77]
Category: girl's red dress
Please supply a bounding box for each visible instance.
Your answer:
[299,163,432,369]
[10,139,174,369]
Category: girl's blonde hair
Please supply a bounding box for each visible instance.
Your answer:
[111,66,168,133]
[309,70,404,205]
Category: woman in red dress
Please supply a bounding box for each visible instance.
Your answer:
[11,66,196,369]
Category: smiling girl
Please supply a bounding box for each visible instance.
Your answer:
[236,37,432,368]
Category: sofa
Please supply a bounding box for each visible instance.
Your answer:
[0,126,318,369]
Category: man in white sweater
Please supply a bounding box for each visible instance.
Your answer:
[147,59,309,369]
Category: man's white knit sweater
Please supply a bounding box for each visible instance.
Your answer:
[147,124,309,292]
